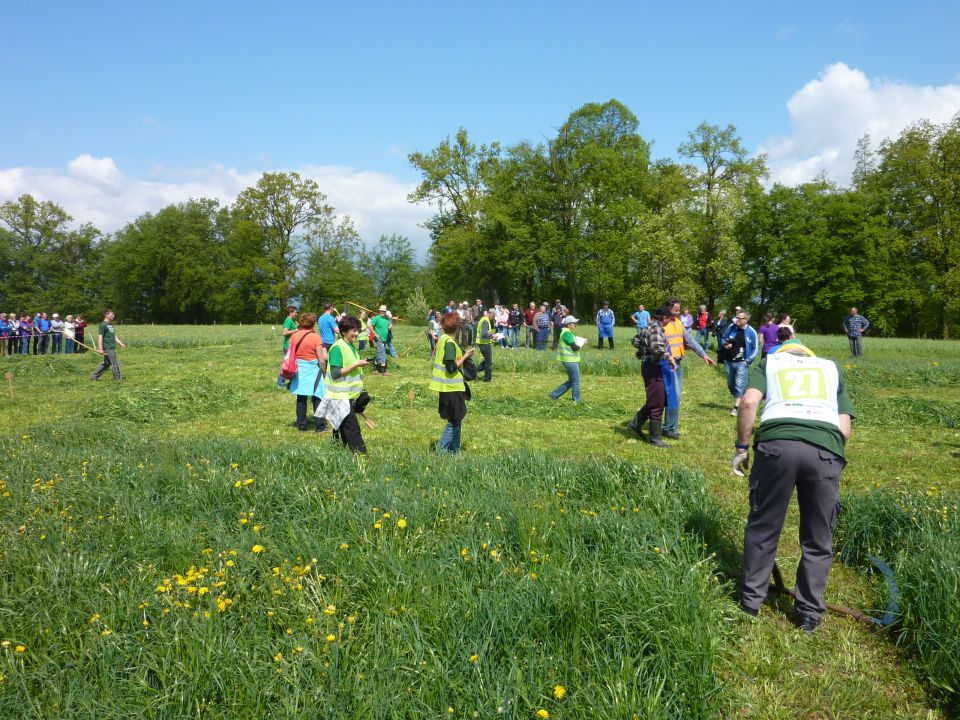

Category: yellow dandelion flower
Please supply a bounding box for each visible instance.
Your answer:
[88,614,101,624]
[252,544,264,554]
[339,542,349,550]
[553,684,566,700]
[324,604,336,616]
[142,620,150,628]
[326,633,336,642]
[0,641,8,648]
[15,645,26,654]
[240,517,248,525]
[383,512,391,519]
[243,478,254,486]
[397,518,407,529]
[230,463,239,469]
[469,654,478,663]
[306,616,314,624]
[347,615,356,624]
[273,651,283,663]
[373,520,382,530]
[536,710,549,719]
[100,629,113,637]
[233,480,242,488]
[225,560,235,567]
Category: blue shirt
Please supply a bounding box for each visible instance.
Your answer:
[38,318,51,332]
[318,313,338,345]
[633,310,650,329]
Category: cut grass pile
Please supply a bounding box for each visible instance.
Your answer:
[81,375,239,424]
[0,424,733,719]
[836,487,960,707]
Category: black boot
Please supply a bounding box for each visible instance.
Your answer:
[648,419,670,448]
[627,408,648,437]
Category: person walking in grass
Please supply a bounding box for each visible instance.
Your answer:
[721,310,759,416]
[430,311,475,454]
[734,341,853,632]
[475,307,495,382]
[628,306,677,448]
[758,313,780,358]
[368,305,391,374]
[90,309,126,381]
[549,315,582,403]
[278,305,298,388]
[842,306,870,358]
[662,298,716,439]
[287,312,328,433]
[321,314,370,454]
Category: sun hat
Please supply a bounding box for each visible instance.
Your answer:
[378,305,387,312]
[52,313,59,318]
[562,315,579,325]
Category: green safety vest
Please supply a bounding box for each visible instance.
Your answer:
[429,334,466,393]
[556,327,580,363]
[325,339,364,399]
[476,316,493,345]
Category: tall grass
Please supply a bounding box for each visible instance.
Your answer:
[0,424,733,718]
[835,488,960,709]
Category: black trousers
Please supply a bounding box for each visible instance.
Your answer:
[640,362,666,421]
[552,326,561,350]
[477,344,492,381]
[295,395,325,431]
[333,408,367,454]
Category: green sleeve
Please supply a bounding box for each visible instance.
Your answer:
[328,345,344,368]
[561,328,578,349]
[837,372,855,418]
[443,341,457,363]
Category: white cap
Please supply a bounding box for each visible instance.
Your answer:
[52,313,59,318]
[562,315,579,325]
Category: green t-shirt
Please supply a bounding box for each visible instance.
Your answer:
[370,315,390,341]
[282,317,297,351]
[328,344,344,368]
[98,321,117,350]
[747,357,855,459]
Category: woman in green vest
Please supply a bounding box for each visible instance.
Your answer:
[549,315,582,402]
[475,307,495,382]
[430,312,475,453]
[322,315,369,453]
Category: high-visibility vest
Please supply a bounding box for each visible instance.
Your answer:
[429,334,466,392]
[760,352,841,429]
[556,328,580,363]
[324,339,364,399]
[476,316,493,345]
[664,318,685,359]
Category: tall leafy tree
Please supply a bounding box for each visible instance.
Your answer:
[678,122,766,312]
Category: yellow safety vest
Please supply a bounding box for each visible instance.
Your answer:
[430,334,466,392]
[664,318,685,359]
[325,339,364,399]
[476,316,493,345]
[556,327,580,363]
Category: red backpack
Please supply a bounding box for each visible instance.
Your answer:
[280,331,309,380]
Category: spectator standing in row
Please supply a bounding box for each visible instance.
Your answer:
[0,314,8,356]
[524,302,537,348]
[713,310,730,364]
[90,309,126,381]
[779,314,795,336]
[535,303,551,351]
[632,304,650,333]
[50,313,64,353]
[759,313,780,358]
[721,310,759,416]
[508,303,523,349]
[680,307,694,333]
[662,298,716,439]
[75,315,87,352]
[495,305,510,348]
[695,305,712,351]
[37,312,51,354]
[64,315,76,354]
[842,307,870,358]
[427,309,440,356]
[596,301,615,349]
[550,299,567,350]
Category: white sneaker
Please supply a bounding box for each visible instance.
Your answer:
[730,407,738,416]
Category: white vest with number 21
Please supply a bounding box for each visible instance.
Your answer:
[760,353,841,429]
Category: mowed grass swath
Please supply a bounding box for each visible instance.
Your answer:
[1,323,959,718]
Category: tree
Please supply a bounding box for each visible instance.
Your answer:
[678,122,766,312]
[358,234,419,309]
[234,172,354,315]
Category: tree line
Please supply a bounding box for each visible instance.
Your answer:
[1,99,957,336]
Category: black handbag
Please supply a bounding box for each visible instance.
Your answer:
[460,357,478,381]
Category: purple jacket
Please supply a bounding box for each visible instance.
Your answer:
[759,322,780,352]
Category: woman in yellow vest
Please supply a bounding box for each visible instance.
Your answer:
[475,307,495,382]
[430,312,475,453]
[549,315,582,402]
[321,315,369,454]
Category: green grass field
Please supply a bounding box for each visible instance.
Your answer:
[1,324,958,718]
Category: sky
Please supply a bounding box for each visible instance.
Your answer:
[1,1,959,254]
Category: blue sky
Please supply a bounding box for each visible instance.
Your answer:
[2,1,959,250]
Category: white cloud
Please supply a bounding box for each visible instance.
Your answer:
[761,62,960,186]
[0,157,432,253]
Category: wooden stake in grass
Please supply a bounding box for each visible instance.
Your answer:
[4,371,12,400]
[359,413,376,430]
[408,389,415,420]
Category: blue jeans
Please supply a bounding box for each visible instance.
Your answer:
[696,328,710,350]
[725,361,749,399]
[663,360,684,432]
[550,362,581,402]
[508,326,520,348]
[536,328,550,350]
[438,421,462,453]
[387,342,398,358]
[375,339,387,367]
[65,338,75,354]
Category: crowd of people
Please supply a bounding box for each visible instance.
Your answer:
[0,312,89,355]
